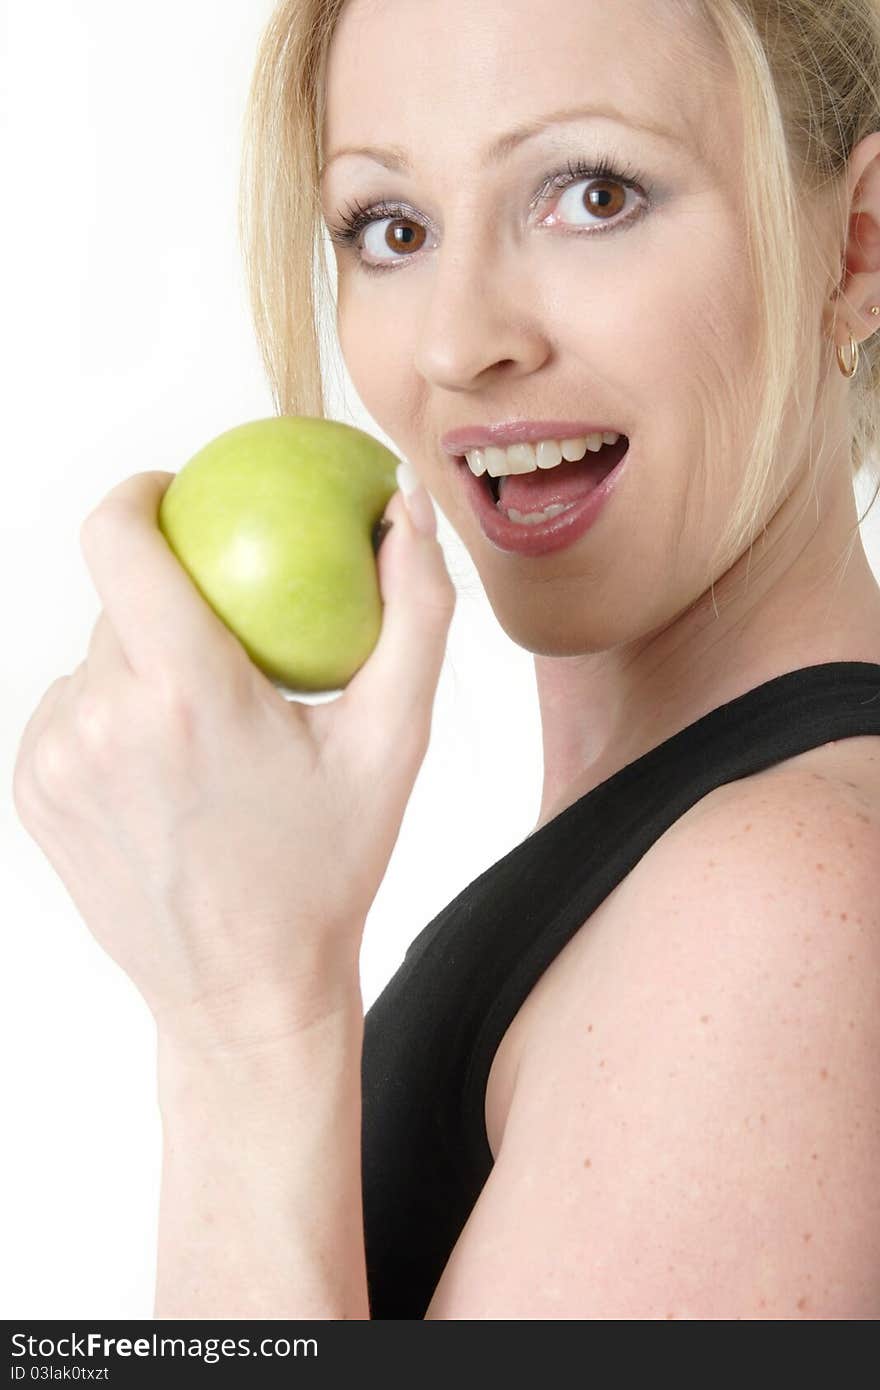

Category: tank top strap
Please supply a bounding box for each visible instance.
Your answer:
[458,659,880,1181]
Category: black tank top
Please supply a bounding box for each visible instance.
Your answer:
[360,660,880,1319]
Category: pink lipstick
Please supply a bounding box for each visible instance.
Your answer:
[454,435,631,557]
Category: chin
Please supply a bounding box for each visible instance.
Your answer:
[485,561,722,661]
[481,582,632,657]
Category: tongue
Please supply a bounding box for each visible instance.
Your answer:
[497,444,621,512]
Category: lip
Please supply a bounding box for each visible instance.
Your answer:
[441,420,626,455]
[454,437,631,557]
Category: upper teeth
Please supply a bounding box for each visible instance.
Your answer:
[464,432,622,477]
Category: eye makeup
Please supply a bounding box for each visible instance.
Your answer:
[325,152,653,272]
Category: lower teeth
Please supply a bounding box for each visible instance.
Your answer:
[502,502,576,526]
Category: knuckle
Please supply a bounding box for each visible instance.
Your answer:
[72,690,115,754]
[79,506,110,552]
[12,674,79,819]
[151,673,198,739]
[429,564,457,608]
[11,756,40,825]
[80,502,106,535]
[80,499,127,550]
[426,586,457,624]
[32,731,74,799]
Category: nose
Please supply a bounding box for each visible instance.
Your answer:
[412,233,550,391]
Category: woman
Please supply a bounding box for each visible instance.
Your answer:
[13,0,880,1319]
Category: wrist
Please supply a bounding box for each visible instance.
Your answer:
[155,972,364,1111]
[153,976,367,1321]
[152,940,363,1049]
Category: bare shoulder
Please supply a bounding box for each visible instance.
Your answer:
[652,733,880,905]
[426,744,880,1319]
[682,731,880,831]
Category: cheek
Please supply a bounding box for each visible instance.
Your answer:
[634,244,758,522]
[338,303,390,391]
[336,302,420,447]
[335,295,373,389]
[615,196,757,407]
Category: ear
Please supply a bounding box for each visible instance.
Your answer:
[823,129,880,347]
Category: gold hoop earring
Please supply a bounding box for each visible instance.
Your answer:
[837,306,880,377]
[837,332,859,378]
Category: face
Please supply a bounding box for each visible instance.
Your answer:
[319,0,803,656]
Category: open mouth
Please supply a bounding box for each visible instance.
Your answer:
[473,435,630,510]
[453,434,632,554]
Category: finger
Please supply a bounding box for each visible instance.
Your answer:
[84,608,131,682]
[12,671,77,815]
[334,484,456,759]
[79,470,246,688]
[74,611,137,746]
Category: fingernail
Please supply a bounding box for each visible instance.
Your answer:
[395,459,437,539]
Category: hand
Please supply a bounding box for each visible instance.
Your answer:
[12,470,455,1049]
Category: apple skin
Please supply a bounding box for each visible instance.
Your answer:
[157,416,400,694]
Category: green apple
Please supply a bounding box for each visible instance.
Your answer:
[157,416,400,694]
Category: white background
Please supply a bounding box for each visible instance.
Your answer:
[0,0,542,1318]
[2,0,879,1318]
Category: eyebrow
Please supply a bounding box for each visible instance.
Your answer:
[319,101,684,181]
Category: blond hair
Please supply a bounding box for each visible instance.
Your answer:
[238,0,880,585]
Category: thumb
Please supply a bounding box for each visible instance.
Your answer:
[342,461,456,755]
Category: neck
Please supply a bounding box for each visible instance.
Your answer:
[532,459,880,833]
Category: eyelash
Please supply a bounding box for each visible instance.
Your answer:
[325,154,651,274]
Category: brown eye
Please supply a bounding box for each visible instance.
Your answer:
[384,218,426,255]
[545,167,644,235]
[584,179,627,220]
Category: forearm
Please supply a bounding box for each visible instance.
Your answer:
[153,984,369,1320]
